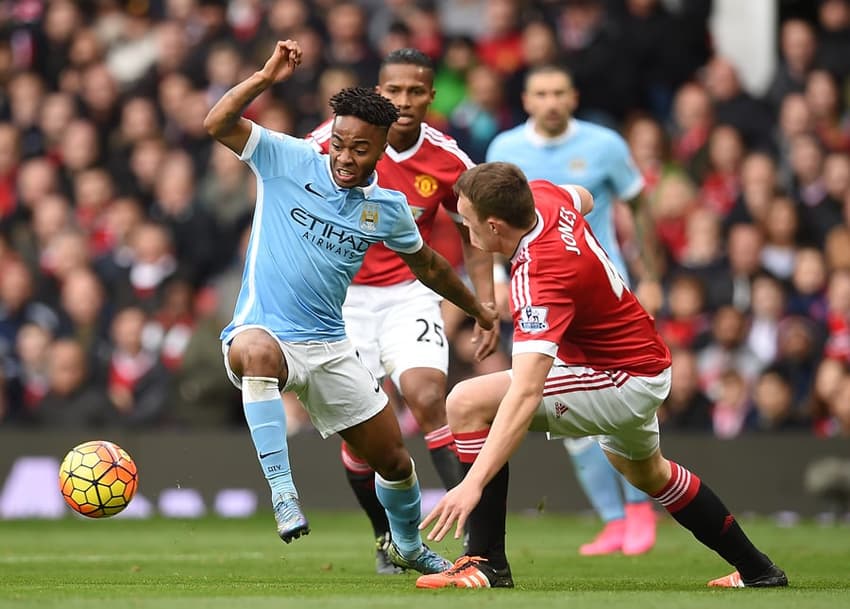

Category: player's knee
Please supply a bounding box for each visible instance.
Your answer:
[445,380,481,432]
[236,338,284,378]
[405,386,446,428]
[372,446,413,480]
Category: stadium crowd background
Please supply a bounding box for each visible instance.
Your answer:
[0,0,848,440]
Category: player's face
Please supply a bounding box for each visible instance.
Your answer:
[377,63,435,137]
[457,194,497,253]
[329,115,388,188]
[522,72,576,137]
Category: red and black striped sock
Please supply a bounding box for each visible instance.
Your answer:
[341,442,389,538]
[455,429,509,570]
[654,461,772,580]
[424,425,463,490]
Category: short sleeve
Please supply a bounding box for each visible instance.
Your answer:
[511,264,575,357]
[239,121,316,179]
[557,184,583,212]
[439,163,467,221]
[438,146,474,222]
[304,119,332,154]
[384,197,424,254]
[607,134,644,201]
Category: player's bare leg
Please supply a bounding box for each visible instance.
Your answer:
[339,438,400,574]
[604,449,787,588]
[340,368,459,574]
[340,406,452,575]
[399,367,463,490]
[416,372,516,589]
[228,330,309,543]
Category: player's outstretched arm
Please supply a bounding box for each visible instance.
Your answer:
[421,351,553,542]
[203,39,302,154]
[398,243,497,331]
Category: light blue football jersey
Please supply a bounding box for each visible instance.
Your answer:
[221,121,424,343]
[486,119,643,281]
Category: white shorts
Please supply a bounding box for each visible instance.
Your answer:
[343,280,448,387]
[221,325,388,438]
[528,364,672,460]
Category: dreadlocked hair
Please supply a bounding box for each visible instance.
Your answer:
[329,87,400,129]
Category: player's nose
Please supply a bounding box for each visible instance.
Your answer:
[336,149,353,164]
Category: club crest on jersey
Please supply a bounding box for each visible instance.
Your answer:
[359,203,380,232]
[519,305,549,333]
[414,174,438,197]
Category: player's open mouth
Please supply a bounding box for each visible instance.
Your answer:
[335,167,357,183]
[396,115,415,125]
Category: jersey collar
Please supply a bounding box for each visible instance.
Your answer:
[510,209,545,264]
[324,155,379,198]
[522,118,578,147]
[384,123,426,163]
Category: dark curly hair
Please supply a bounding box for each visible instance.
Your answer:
[328,87,399,129]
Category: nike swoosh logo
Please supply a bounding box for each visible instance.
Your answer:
[259,449,283,459]
[304,182,326,198]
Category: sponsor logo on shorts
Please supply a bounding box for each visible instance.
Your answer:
[554,402,569,417]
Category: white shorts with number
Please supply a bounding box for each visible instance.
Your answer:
[222,325,387,438]
[343,280,448,387]
[528,364,672,460]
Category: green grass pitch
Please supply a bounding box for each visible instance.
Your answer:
[0,512,846,609]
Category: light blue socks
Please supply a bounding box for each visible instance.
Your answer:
[622,473,651,504]
[565,438,626,522]
[242,376,297,499]
[375,459,422,557]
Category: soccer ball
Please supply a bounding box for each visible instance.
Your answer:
[58,440,138,518]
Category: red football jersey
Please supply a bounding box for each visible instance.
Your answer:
[511,181,671,376]
[307,121,474,286]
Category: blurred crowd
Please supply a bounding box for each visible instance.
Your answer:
[0,0,848,439]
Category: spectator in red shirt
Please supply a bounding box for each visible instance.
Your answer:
[824,269,850,363]
[107,306,168,426]
[0,124,20,223]
[699,125,744,217]
[658,273,710,350]
[476,0,523,76]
